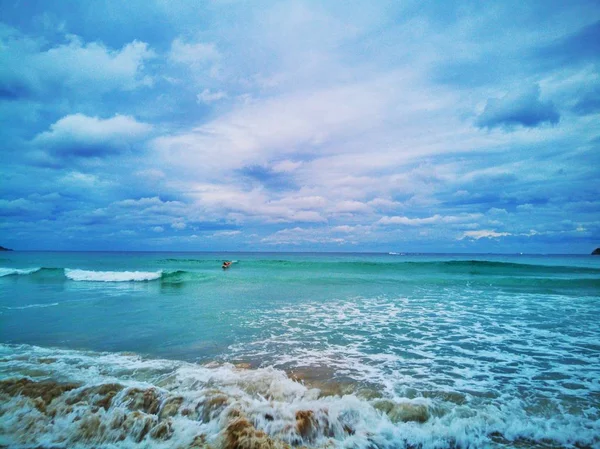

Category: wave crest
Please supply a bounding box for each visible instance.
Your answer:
[0,267,41,277]
[64,269,163,282]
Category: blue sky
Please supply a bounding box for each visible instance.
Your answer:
[0,0,599,252]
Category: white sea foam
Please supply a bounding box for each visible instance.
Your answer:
[0,344,598,449]
[2,302,59,310]
[225,293,600,447]
[65,269,162,282]
[0,267,41,277]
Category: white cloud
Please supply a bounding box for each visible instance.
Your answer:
[0,198,40,216]
[210,230,241,238]
[171,220,187,230]
[115,197,167,208]
[271,195,328,210]
[517,203,535,211]
[271,160,303,173]
[330,200,371,214]
[3,2,597,252]
[60,171,101,186]
[34,114,152,157]
[113,197,186,215]
[186,184,327,224]
[151,79,394,173]
[331,225,372,234]
[0,31,155,95]
[331,225,355,233]
[488,207,508,215]
[197,88,227,104]
[169,39,220,66]
[261,227,347,245]
[378,214,482,226]
[378,215,442,226]
[135,169,166,181]
[367,198,403,211]
[43,37,155,89]
[459,230,511,240]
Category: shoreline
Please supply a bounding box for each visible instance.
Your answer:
[1,343,598,449]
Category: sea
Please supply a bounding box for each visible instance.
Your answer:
[0,251,599,449]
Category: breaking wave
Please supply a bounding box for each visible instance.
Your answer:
[0,267,41,277]
[64,269,163,282]
[0,344,598,449]
[0,267,214,284]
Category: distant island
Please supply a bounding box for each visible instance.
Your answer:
[0,246,13,251]
[593,248,600,255]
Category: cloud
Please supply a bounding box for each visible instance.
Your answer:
[169,39,220,66]
[0,198,41,217]
[171,220,187,230]
[537,20,600,67]
[33,114,152,158]
[0,30,155,99]
[261,227,347,245]
[331,224,372,234]
[1,2,598,252]
[197,89,227,104]
[476,85,560,129]
[330,200,371,214]
[238,165,297,190]
[539,67,600,117]
[378,214,482,226]
[210,230,241,238]
[271,160,303,173]
[151,79,392,174]
[135,168,165,181]
[39,37,155,90]
[45,195,237,242]
[459,230,511,240]
[572,86,600,116]
[60,171,103,187]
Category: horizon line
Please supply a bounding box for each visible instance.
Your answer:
[1,249,595,256]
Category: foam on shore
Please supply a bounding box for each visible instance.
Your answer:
[0,344,597,449]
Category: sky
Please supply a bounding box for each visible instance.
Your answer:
[0,0,599,253]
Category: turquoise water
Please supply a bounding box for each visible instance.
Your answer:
[1,252,599,448]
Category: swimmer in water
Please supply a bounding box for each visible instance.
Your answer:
[222,261,232,269]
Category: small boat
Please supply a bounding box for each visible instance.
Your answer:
[222,261,232,269]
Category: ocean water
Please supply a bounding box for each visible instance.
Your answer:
[0,251,599,449]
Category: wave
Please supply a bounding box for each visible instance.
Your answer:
[1,260,598,289]
[0,343,597,449]
[5,260,600,277]
[0,267,214,284]
[65,268,163,282]
[0,267,41,277]
[1,302,59,310]
[176,258,600,274]
[435,259,600,273]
